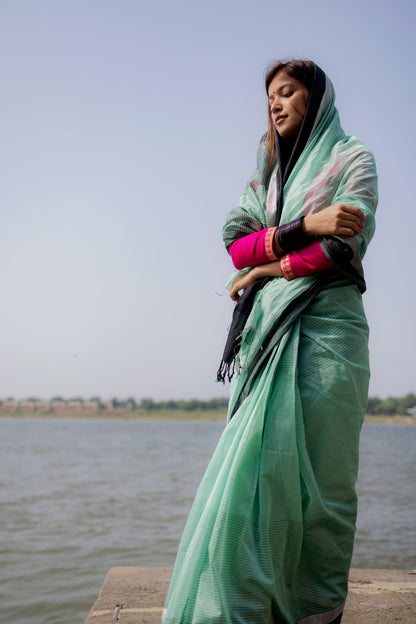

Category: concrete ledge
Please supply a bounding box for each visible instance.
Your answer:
[85,567,416,623]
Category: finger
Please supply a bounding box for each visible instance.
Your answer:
[337,213,361,229]
[337,225,361,236]
[341,210,363,222]
[338,226,358,237]
[340,205,366,221]
[340,220,363,233]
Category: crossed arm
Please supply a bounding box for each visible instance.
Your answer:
[229,203,365,301]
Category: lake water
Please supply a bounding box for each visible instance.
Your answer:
[0,418,415,624]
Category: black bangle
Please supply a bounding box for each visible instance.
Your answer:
[275,217,309,252]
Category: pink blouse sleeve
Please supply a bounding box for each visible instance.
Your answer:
[229,228,278,270]
[280,240,334,280]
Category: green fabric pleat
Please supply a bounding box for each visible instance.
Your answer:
[163,284,369,624]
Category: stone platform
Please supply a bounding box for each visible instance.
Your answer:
[85,567,416,623]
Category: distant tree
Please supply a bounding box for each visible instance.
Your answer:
[89,396,104,409]
[379,397,397,415]
[110,397,122,409]
[51,396,65,402]
[136,397,228,411]
[140,398,156,411]
[126,397,137,410]
[396,393,416,415]
[181,399,203,411]
[206,398,229,410]
[366,397,381,414]
[69,396,84,403]
[163,400,179,409]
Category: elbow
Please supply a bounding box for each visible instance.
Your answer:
[232,256,247,270]
[228,240,247,270]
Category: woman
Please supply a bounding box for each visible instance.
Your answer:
[162,60,377,624]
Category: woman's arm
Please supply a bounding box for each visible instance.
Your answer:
[229,240,335,301]
[229,204,365,270]
[301,203,365,237]
[229,228,278,269]
[229,262,282,301]
[279,240,333,281]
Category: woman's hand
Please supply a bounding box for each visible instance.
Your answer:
[302,204,365,237]
[229,262,282,301]
[229,269,259,302]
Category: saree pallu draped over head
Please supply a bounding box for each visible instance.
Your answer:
[162,65,378,624]
[217,65,377,394]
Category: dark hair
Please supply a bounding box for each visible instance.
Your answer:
[265,60,315,173]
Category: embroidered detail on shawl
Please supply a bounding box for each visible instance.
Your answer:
[264,227,278,261]
[251,179,258,192]
[280,254,295,280]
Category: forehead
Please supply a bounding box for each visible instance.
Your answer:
[268,71,303,96]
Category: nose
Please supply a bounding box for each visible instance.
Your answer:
[270,95,282,113]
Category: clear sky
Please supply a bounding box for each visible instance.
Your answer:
[1,0,415,402]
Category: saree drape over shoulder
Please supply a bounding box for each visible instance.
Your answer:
[162,66,377,624]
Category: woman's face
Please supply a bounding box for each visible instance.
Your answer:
[268,71,310,138]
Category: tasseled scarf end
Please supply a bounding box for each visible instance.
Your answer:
[216,359,235,383]
[216,277,271,384]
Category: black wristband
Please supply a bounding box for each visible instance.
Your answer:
[275,217,309,252]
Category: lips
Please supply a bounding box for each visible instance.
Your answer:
[275,115,287,125]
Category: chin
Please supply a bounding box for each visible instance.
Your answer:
[279,129,297,139]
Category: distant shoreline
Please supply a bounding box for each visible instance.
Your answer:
[0,410,415,424]
[0,409,227,421]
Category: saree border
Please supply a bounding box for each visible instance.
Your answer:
[296,600,345,624]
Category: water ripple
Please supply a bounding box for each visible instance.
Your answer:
[0,419,415,624]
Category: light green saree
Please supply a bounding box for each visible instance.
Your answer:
[163,68,377,624]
